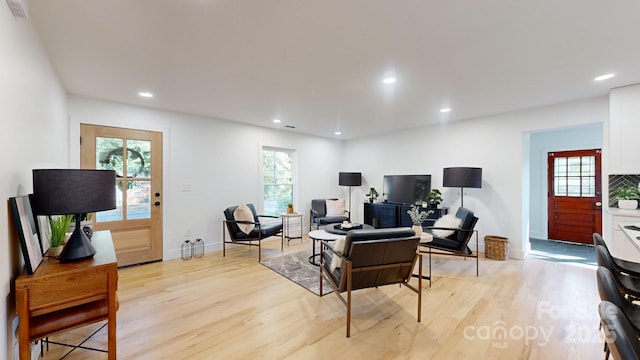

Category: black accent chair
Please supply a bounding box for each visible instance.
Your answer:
[319,228,422,337]
[222,204,283,261]
[310,198,350,230]
[419,207,479,286]
[594,233,640,278]
[596,245,640,299]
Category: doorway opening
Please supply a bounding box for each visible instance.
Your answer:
[526,124,603,260]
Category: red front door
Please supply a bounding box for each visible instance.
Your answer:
[547,149,602,244]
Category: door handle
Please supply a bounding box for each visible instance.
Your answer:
[595,201,602,207]
[154,201,161,206]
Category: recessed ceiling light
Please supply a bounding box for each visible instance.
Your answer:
[383,77,396,84]
[594,73,615,81]
[273,119,281,123]
[334,131,342,135]
[440,108,451,113]
[138,92,153,98]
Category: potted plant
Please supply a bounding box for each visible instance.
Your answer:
[287,203,294,214]
[611,185,640,209]
[366,187,379,203]
[407,205,433,236]
[426,189,443,208]
[48,214,73,257]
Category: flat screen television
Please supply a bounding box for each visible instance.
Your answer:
[383,174,431,205]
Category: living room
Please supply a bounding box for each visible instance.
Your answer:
[2,1,640,359]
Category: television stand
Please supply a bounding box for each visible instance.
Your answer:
[364,203,448,228]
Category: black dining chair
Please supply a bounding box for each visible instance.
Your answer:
[596,266,640,359]
[599,301,640,360]
[594,233,640,278]
[596,245,640,299]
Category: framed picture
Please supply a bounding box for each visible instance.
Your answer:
[36,215,51,255]
[9,195,43,274]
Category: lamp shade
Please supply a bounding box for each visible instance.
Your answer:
[32,169,117,215]
[339,172,362,186]
[443,167,482,188]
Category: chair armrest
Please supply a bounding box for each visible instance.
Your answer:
[257,214,279,219]
[224,219,260,225]
[310,209,319,219]
[425,226,474,233]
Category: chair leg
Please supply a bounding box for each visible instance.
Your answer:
[222,224,226,258]
[476,231,479,276]
[429,247,432,287]
[346,261,352,338]
[417,254,422,322]
[319,246,324,296]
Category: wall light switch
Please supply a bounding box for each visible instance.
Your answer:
[181,183,192,192]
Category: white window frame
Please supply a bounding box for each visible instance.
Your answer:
[259,145,297,216]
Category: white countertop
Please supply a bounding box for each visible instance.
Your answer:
[620,223,640,252]
[607,208,640,217]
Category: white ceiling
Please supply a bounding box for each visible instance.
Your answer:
[27,0,640,140]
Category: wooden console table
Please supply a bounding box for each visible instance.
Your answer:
[15,230,118,359]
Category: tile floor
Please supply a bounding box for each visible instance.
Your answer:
[529,238,596,267]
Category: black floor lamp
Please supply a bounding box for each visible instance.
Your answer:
[443,167,482,208]
[339,172,361,219]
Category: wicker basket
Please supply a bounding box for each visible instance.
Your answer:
[485,235,508,260]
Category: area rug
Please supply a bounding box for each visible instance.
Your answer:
[260,250,333,296]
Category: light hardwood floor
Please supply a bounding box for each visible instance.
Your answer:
[39,236,603,359]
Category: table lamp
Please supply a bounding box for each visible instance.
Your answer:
[339,172,362,218]
[32,169,116,262]
[443,167,482,208]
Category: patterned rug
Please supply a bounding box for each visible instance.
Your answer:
[260,250,333,296]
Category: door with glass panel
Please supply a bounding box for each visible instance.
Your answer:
[80,124,163,266]
[547,149,602,244]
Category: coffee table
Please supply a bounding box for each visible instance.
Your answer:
[324,223,374,235]
[307,230,343,266]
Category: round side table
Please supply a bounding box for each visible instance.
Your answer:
[307,230,343,266]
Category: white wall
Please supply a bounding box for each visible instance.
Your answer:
[608,83,640,174]
[67,96,344,259]
[528,124,603,239]
[1,8,69,359]
[344,96,609,259]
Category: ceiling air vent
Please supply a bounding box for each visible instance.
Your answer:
[6,0,28,19]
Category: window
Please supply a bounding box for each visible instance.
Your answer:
[553,155,596,197]
[262,148,294,216]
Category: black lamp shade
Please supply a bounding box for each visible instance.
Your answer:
[443,167,482,188]
[32,169,116,262]
[339,172,362,186]
[32,169,117,215]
